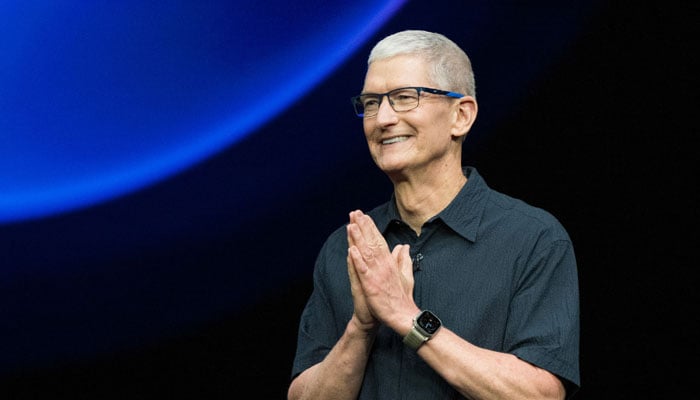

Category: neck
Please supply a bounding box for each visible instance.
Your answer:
[392,166,466,235]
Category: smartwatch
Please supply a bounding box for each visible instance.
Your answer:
[403,310,442,350]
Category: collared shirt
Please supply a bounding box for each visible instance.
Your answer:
[291,167,580,399]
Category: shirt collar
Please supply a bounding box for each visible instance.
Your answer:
[436,166,486,242]
[368,167,488,242]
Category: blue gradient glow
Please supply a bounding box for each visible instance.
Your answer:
[0,1,604,377]
[0,1,406,223]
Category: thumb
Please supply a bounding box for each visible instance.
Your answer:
[394,244,414,280]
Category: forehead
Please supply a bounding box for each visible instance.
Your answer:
[362,54,432,92]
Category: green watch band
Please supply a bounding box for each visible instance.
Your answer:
[403,324,430,350]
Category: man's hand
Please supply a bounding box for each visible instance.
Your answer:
[346,217,378,331]
[347,210,417,332]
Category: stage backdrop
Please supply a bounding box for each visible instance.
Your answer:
[2,1,694,398]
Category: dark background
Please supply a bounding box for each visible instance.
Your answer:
[2,1,696,399]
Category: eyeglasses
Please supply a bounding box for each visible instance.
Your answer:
[351,86,464,118]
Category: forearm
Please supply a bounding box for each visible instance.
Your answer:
[419,328,565,400]
[288,318,375,400]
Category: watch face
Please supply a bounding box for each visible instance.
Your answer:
[417,310,441,334]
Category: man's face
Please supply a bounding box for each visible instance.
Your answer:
[361,55,463,179]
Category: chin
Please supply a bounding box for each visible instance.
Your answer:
[378,164,410,179]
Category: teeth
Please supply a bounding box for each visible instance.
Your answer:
[382,136,408,145]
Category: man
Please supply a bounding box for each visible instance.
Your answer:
[288,30,580,399]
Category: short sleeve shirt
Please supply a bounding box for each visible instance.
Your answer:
[291,167,580,399]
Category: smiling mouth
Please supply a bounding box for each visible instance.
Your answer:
[382,136,409,145]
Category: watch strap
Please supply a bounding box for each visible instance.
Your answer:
[403,324,429,350]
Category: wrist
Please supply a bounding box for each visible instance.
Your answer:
[348,314,379,337]
[403,310,442,351]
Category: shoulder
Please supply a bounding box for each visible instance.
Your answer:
[491,190,570,238]
[472,174,572,249]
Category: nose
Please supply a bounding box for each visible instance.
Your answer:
[375,94,398,123]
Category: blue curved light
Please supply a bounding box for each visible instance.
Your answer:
[0,1,605,378]
[0,1,406,224]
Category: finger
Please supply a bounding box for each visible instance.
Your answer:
[349,245,369,274]
[355,213,389,254]
[348,222,380,264]
[347,246,356,275]
[346,223,355,248]
[347,249,362,290]
[349,209,364,226]
[355,213,379,239]
[391,244,403,258]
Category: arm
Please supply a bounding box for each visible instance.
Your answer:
[288,215,413,400]
[346,210,567,400]
[415,328,566,399]
[287,315,375,400]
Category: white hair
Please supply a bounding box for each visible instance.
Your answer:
[368,30,476,97]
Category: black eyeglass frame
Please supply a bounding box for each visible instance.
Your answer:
[351,86,464,117]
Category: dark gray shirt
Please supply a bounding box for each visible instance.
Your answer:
[291,167,580,399]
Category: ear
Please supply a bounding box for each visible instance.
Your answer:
[451,96,478,140]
